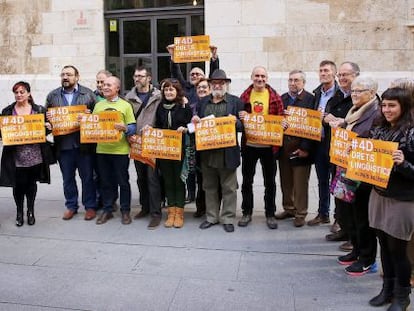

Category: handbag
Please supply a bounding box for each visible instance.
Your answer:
[330,166,360,203]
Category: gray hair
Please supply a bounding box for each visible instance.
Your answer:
[96,69,112,77]
[341,61,360,76]
[289,69,306,82]
[351,75,378,92]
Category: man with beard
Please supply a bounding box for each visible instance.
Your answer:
[125,66,163,229]
[45,65,97,221]
[193,69,244,233]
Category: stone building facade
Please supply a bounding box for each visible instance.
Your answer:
[0,0,413,106]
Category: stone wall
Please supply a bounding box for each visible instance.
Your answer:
[205,0,414,95]
[0,0,413,106]
[0,0,105,106]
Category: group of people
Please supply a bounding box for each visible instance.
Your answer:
[0,47,413,310]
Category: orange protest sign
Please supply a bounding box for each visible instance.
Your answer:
[47,105,86,136]
[129,135,156,169]
[173,35,210,63]
[242,114,284,146]
[195,116,237,151]
[80,111,121,143]
[284,107,322,141]
[345,138,398,188]
[329,128,357,168]
[0,114,45,146]
[141,128,182,161]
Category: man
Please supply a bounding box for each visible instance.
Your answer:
[238,66,284,229]
[301,60,338,227]
[94,76,136,225]
[94,69,112,101]
[275,70,315,227]
[193,69,243,233]
[322,62,360,250]
[45,65,97,221]
[125,66,163,229]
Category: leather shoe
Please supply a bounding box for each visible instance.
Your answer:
[147,216,161,229]
[134,209,149,219]
[339,241,354,252]
[266,216,278,229]
[307,214,330,226]
[121,212,132,225]
[96,212,114,225]
[294,217,305,227]
[84,209,96,221]
[199,220,217,229]
[62,209,77,220]
[193,208,206,218]
[325,230,348,241]
[275,211,295,220]
[238,215,252,227]
[223,224,234,232]
[330,220,341,233]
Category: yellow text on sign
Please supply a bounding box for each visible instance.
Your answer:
[0,114,45,146]
[345,138,398,188]
[141,128,182,161]
[243,113,284,146]
[129,135,156,168]
[173,35,210,63]
[80,111,121,143]
[47,105,87,136]
[284,107,322,141]
[195,116,237,151]
[329,128,357,168]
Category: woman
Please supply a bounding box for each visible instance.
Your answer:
[0,81,54,226]
[155,79,192,228]
[368,87,414,310]
[329,76,380,276]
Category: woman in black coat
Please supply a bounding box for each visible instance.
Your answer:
[0,81,55,226]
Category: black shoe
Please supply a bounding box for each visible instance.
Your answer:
[199,220,217,229]
[193,208,206,218]
[337,252,358,265]
[16,214,23,227]
[27,211,35,226]
[223,224,234,232]
[147,216,161,229]
[238,215,252,227]
[121,212,131,225]
[96,212,114,225]
[325,230,348,241]
[266,216,278,229]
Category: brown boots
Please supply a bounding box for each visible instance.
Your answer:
[164,207,184,228]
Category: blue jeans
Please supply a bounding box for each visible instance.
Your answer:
[97,154,131,213]
[314,143,331,217]
[58,148,96,211]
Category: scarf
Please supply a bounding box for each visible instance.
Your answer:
[345,97,377,131]
[162,102,176,128]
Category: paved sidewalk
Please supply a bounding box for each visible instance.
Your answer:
[0,161,388,311]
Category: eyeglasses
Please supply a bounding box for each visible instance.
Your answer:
[133,74,147,79]
[337,72,354,78]
[190,72,203,76]
[351,89,369,94]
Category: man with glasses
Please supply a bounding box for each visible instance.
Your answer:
[275,70,315,227]
[238,66,284,229]
[45,65,97,221]
[125,66,163,229]
[193,69,244,233]
[308,62,358,242]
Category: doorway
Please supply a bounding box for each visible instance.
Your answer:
[105,9,204,94]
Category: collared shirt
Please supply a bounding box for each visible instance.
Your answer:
[318,85,335,113]
[62,85,78,105]
[339,88,351,98]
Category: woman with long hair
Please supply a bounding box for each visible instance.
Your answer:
[368,87,414,310]
[0,81,54,226]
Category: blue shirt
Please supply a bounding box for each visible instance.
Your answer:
[318,85,335,113]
